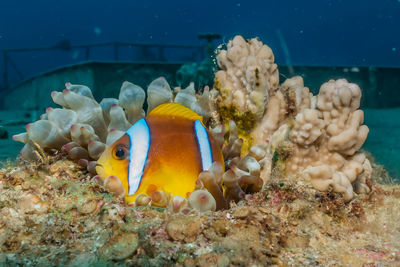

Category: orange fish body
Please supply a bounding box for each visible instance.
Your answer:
[96,103,224,203]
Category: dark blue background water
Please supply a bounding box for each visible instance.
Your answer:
[0,0,399,87]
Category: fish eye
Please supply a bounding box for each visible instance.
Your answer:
[112,145,128,160]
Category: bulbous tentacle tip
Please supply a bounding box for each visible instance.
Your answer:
[45,107,53,113]
[238,175,264,193]
[87,161,98,175]
[65,82,72,87]
[195,178,204,190]
[62,142,79,153]
[92,175,104,186]
[209,161,224,176]
[168,196,188,213]
[62,89,70,94]
[245,194,254,200]
[213,124,223,131]
[180,207,192,215]
[68,146,89,160]
[50,91,57,97]
[151,190,170,208]
[12,132,28,143]
[25,123,31,132]
[77,158,88,168]
[135,193,151,207]
[104,175,125,198]
[188,189,216,212]
[223,169,236,180]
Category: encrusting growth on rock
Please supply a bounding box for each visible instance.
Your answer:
[0,157,398,266]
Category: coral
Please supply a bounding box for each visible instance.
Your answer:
[215,36,279,120]
[212,36,372,201]
[13,35,374,207]
[282,79,371,201]
[319,80,369,156]
[289,109,325,146]
[214,35,279,143]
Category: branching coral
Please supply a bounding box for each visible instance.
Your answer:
[214,35,279,136]
[212,36,372,201]
[318,79,369,156]
[283,79,371,201]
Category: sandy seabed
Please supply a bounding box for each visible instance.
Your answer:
[0,154,399,266]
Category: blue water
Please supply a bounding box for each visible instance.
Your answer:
[0,0,399,83]
[1,0,399,178]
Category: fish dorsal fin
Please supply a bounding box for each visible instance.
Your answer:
[148,103,203,122]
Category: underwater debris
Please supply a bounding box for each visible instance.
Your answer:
[0,126,8,139]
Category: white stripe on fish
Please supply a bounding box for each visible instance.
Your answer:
[194,120,213,171]
[126,118,150,195]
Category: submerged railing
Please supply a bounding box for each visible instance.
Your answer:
[1,40,206,90]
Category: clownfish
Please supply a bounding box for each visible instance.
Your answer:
[96,103,224,203]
